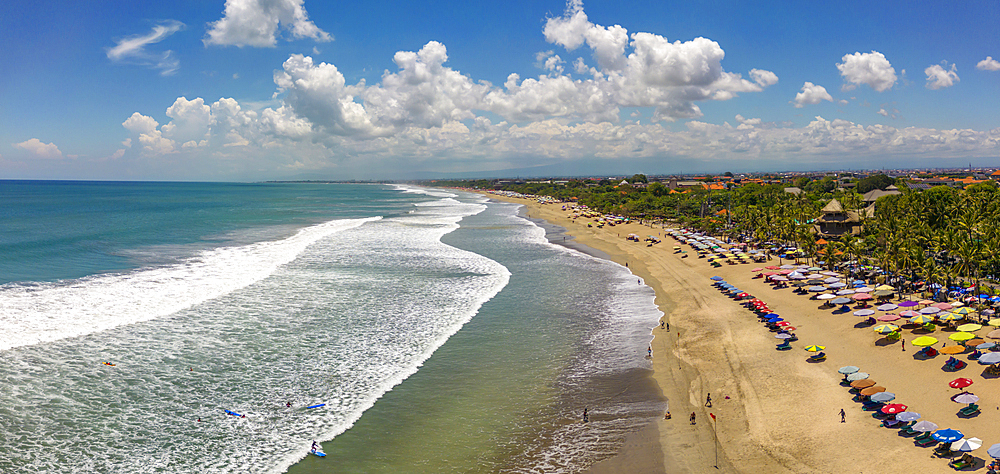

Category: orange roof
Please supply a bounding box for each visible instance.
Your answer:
[716,209,729,215]
[816,238,828,245]
[991,170,1000,176]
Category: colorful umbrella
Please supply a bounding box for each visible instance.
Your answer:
[987,443,1000,459]
[908,314,936,324]
[804,345,825,352]
[989,318,1000,327]
[710,276,723,281]
[976,342,996,350]
[853,293,873,300]
[836,289,856,296]
[949,378,973,389]
[775,333,792,339]
[875,284,895,291]
[899,310,921,317]
[988,329,1000,339]
[898,301,919,308]
[939,313,964,322]
[873,324,899,334]
[933,302,954,310]
[952,307,976,315]
[911,336,938,347]
[880,403,907,414]
[957,323,982,332]
[949,332,976,342]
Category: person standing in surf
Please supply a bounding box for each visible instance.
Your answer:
[311,441,319,453]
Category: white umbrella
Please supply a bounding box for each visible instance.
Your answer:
[818,293,837,300]
[954,393,980,404]
[951,437,983,452]
[836,289,856,295]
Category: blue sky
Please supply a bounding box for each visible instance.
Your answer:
[2,0,999,180]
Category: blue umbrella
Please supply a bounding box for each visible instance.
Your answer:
[808,286,827,292]
[838,366,860,374]
[870,392,896,403]
[895,412,921,422]
[832,297,852,305]
[978,352,1000,364]
[767,317,784,323]
[711,276,723,281]
[933,429,963,443]
[976,342,997,350]
[988,443,1000,459]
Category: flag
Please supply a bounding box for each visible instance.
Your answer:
[709,413,716,421]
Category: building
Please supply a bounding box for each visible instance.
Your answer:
[813,198,863,236]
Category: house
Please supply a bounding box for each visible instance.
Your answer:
[862,188,901,205]
[813,198,863,236]
[784,187,803,196]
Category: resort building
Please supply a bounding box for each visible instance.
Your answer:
[813,198,863,236]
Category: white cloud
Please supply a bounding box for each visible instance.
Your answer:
[793,82,833,108]
[924,62,959,89]
[543,0,628,70]
[205,0,331,47]
[877,108,888,116]
[14,138,62,159]
[837,51,897,92]
[162,97,212,144]
[976,56,1000,71]
[107,20,185,75]
[750,69,779,87]
[122,112,176,154]
[839,99,849,105]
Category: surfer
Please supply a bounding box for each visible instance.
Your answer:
[286,402,292,408]
[311,441,319,453]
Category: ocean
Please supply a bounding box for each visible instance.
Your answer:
[0,181,664,473]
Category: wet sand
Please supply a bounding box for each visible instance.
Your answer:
[486,192,1000,474]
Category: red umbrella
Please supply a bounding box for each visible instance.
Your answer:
[776,321,790,327]
[949,378,974,389]
[765,266,780,270]
[852,293,873,301]
[880,403,908,414]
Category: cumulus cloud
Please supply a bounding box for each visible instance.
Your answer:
[14,138,62,159]
[123,112,176,154]
[837,51,897,92]
[543,0,628,70]
[107,20,185,75]
[750,69,779,87]
[793,82,833,108]
[976,56,1000,71]
[205,0,331,47]
[925,62,959,89]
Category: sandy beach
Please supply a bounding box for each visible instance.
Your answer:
[483,191,999,474]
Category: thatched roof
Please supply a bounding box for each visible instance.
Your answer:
[821,199,844,213]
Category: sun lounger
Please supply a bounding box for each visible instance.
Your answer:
[915,436,938,447]
[914,431,934,441]
[950,453,974,470]
[808,352,826,362]
[934,444,954,457]
[861,402,884,411]
[918,347,938,357]
[960,404,980,416]
[776,343,791,351]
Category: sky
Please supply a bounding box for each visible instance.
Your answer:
[2,0,999,181]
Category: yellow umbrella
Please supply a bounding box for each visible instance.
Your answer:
[957,323,982,332]
[873,324,899,334]
[911,336,938,347]
[875,284,895,291]
[909,314,936,324]
[804,345,825,352]
[988,318,1000,327]
[952,307,975,315]
[939,313,964,322]
[949,332,976,342]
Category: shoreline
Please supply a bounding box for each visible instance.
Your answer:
[484,191,999,474]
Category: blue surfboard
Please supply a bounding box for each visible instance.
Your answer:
[225,410,243,417]
[306,404,325,409]
[311,450,326,457]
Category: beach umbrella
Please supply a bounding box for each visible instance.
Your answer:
[911,336,938,347]
[710,276,723,281]
[875,284,895,291]
[824,277,840,284]
[989,329,1000,339]
[836,289,856,296]
[908,314,936,325]
[871,392,896,403]
[988,318,1000,327]
[856,287,875,293]
[933,302,954,310]
[873,324,899,334]
[775,333,792,339]
[817,293,837,300]
[933,429,964,443]
[918,299,936,305]
[877,303,899,311]
[771,276,789,281]
[751,268,763,272]
[804,345,825,352]
[808,267,823,272]
[949,378,974,389]
[957,323,982,332]
[976,342,996,350]
[899,310,921,318]
[940,345,966,355]
[860,386,886,396]
[847,372,870,381]
[853,293,873,301]
[807,279,825,285]
[898,301,919,308]
[874,290,894,297]
[952,307,976,315]
[850,379,876,389]
[877,313,901,322]
[853,309,876,317]
[775,321,791,327]
[912,420,938,432]
[880,403,907,414]
[919,307,941,314]
[765,266,780,270]
[950,332,976,342]
[828,282,847,289]
[808,286,827,292]
[978,352,1000,364]
[832,297,852,305]
[767,317,784,322]
[896,412,921,422]
[988,443,1000,459]
[838,366,860,374]
[780,264,796,269]
[939,313,964,322]
[951,438,983,452]
[953,393,980,404]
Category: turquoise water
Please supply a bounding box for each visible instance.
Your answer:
[0,182,663,473]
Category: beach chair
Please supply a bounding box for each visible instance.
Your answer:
[918,347,938,357]
[776,342,791,351]
[949,453,974,470]
[786,334,799,342]
[960,403,980,416]
[914,431,934,442]
[969,350,981,360]
[898,422,918,436]
[807,352,826,362]
[861,401,884,411]
[934,444,954,458]
[922,322,936,332]
[915,436,938,447]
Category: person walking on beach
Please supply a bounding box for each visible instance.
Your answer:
[689,412,696,424]
[647,346,652,357]
[705,393,712,407]
[583,408,589,423]
[839,408,846,423]
[901,338,905,351]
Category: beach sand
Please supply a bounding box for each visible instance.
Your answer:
[485,192,999,474]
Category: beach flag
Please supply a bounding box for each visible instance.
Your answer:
[709,413,716,421]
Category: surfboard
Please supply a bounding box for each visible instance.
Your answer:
[306,404,325,409]
[225,410,243,417]
[311,450,326,457]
